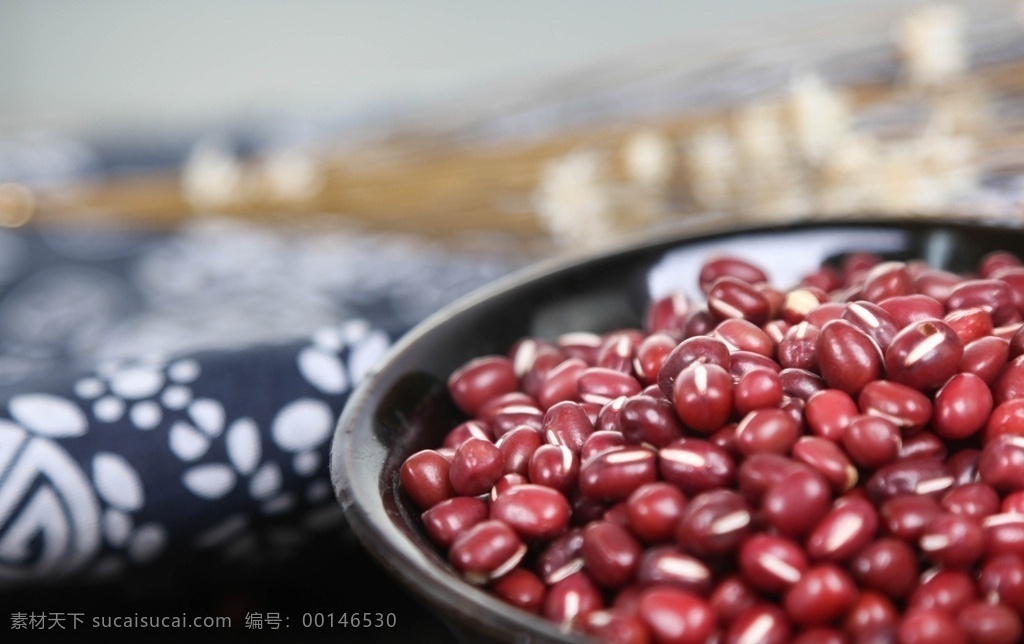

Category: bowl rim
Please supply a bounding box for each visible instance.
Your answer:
[330,214,1018,641]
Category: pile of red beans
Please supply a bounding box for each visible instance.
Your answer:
[399,250,1024,643]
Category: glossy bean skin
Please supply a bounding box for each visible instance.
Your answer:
[707,276,771,326]
[817,319,883,395]
[626,482,688,544]
[490,568,547,614]
[658,439,736,495]
[858,380,933,432]
[762,469,833,538]
[699,255,768,293]
[783,564,858,627]
[842,415,901,469]
[620,395,685,448]
[932,372,993,440]
[422,496,490,548]
[581,520,643,589]
[401,449,455,509]
[850,538,919,599]
[806,496,879,562]
[672,363,733,435]
[725,604,792,644]
[675,489,752,555]
[657,336,731,401]
[490,484,572,542]
[637,586,718,644]
[884,320,963,392]
[543,571,604,629]
[449,520,527,584]
[578,447,658,503]
[738,534,809,594]
[805,389,858,442]
[636,546,714,594]
[448,355,519,416]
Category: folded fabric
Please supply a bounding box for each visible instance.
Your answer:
[0,219,528,588]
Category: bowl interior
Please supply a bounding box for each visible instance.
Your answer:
[331,218,1024,642]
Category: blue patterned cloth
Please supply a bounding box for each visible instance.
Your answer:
[0,220,525,590]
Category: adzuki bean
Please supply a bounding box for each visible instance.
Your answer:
[399,248,1024,642]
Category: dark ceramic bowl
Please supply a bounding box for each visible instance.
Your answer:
[330,217,1024,643]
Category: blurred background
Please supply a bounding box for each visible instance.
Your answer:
[3,0,1024,641]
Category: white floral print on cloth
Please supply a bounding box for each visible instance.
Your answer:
[0,320,392,585]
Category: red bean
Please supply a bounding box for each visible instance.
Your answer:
[597,330,642,373]
[907,568,977,614]
[957,601,1023,644]
[713,318,773,356]
[537,528,585,585]
[657,336,731,401]
[672,363,733,434]
[762,469,832,538]
[400,449,455,509]
[579,446,658,503]
[777,321,820,371]
[709,575,758,626]
[984,513,1024,560]
[737,453,807,504]
[792,437,858,493]
[960,335,1009,384]
[448,355,519,416]
[403,246,1024,641]
[634,332,677,384]
[879,294,945,328]
[578,367,642,406]
[422,497,490,548]
[735,408,800,456]
[637,586,718,644]
[583,609,650,644]
[858,379,933,432]
[842,415,901,469]
[725,604,792,644]
[646,292,691,336]
[944,306,994,345]
[626,482,687,544]
[941,482,999,520]
[885,319,963,392]
[843,591,898,642]
[932,372,993,440]
[658,438,736,495]
[491,484,572,542]
[636,546,714,594]
[862,261,913,303]
[980,435,1024,492]
[738,534,809,593]
[699,255,768,293]
[898,608,968,644]
[850,537,919,599]
[495,426,543,476]
[558,332,603,365]
[918,512,986,567]
[734,369,784,415]
[866,459,954,503]
[536,358,588,409]
[783,563,857,627]
[619,395,685,448]
[675,489,752,555]
[817,319,883,395]
[806,496,879,562]
[947,278,1017,325]
[979,554,1024,614]
[543,570,604,629]
[582,520,643,589]
[528,444,579,495]
[541,401,593,454]
[782,287,829,324]
[805,389,858,442]
[449,519,527,584]
[879,494,943,543]
[490,568,546,614]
